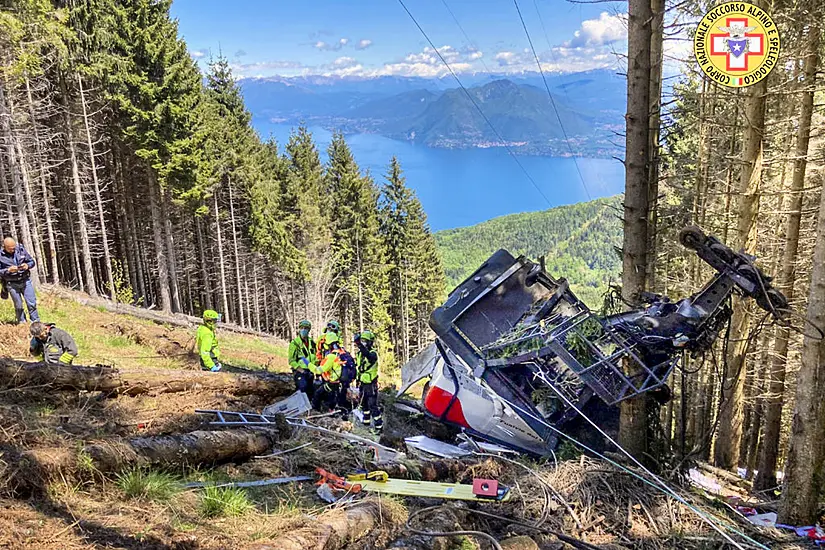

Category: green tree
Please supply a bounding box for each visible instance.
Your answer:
[379,156,444,364]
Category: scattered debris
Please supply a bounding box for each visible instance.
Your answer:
[183,475,313,489]
[254,441,313,459]
[262,391,312,417]
[287,417,404,463]
[404,435,470,459]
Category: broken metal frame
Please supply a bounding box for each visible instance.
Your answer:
[482,308,678,406]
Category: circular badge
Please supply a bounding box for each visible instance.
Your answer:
[693,2,780,88]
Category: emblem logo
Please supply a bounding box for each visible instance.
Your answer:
[693,2,780,88]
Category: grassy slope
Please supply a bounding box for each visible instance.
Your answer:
[435,196,623,308]
[0,287,288,372]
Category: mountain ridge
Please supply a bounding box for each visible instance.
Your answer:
[242,70,625,157]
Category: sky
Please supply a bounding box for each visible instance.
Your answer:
[169,0,632,79]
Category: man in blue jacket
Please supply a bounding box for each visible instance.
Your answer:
[0,238,39,324]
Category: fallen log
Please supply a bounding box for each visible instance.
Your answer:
[22,427,286,477]
[0,358,294,398]
[249,499,401,550]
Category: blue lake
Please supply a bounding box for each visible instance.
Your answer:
[255,121,625,232]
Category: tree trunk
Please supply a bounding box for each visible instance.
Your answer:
[227,177,246,326]
[754,24,820,493]
[777,175,825,526]
[123,159,146,304]
[213,193,230,320]
[161,187,181,312]
[77,75,115,300]
[112,148,135,297]
[0,153,18,237]
[147,170,172,312]
[23,429,285,479]
[0,358,294,398]
[249,500,397,550]
[195,213,212,310]
[713,75,767,471]
[619,0,653,460]
[253,262,262,332]
[646,0,664,292]
[24,77,55,282]
[0,83,38,286]
[59,75,98,296]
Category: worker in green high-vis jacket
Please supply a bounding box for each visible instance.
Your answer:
[197,310,222,371]
[288,319,318,399]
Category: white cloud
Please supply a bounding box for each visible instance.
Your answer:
[314,38,349,51]
[190,49,208,59]
[567,12,627,47]
[356,39,373,50]
[494,51,518,66]
[330,56,359,68]
[469,51,483,60]
[231,60,304,76]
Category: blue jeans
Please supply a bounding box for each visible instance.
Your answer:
[8,279,39,323]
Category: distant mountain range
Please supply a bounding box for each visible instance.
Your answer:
[240,70,626,158]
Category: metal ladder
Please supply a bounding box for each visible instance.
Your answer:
[195,409,283,426]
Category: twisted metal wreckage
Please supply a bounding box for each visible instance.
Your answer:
[399,225,789,457]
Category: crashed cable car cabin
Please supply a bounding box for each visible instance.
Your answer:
[401,226,788,456]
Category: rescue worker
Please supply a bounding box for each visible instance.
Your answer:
[29,322,78,365]
[0,237,39,324]
[315,319,341,363]
[313,332,355,416]
[288,319,317,398]
[196,310,223,371]
[354,330,382,431]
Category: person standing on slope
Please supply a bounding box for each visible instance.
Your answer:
[354,330,382,431]
[197,310,223,371]
[288,319,317,398]
[0,237,39,324]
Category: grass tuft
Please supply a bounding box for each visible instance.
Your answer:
[198,486,252,518]
[117,468,181,501]
[76,448,97,474]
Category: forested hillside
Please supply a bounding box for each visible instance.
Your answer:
[0,0,444,369]
[436,197,622,307]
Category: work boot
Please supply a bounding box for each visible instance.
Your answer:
[336,406,349,420]
[0,287,7,300]
[371,414,383,433]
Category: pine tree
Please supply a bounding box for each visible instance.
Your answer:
[105,0,201,312]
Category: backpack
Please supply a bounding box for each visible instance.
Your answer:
[339,351,357,385]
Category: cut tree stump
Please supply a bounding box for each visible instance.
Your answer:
[0,358,294,398]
